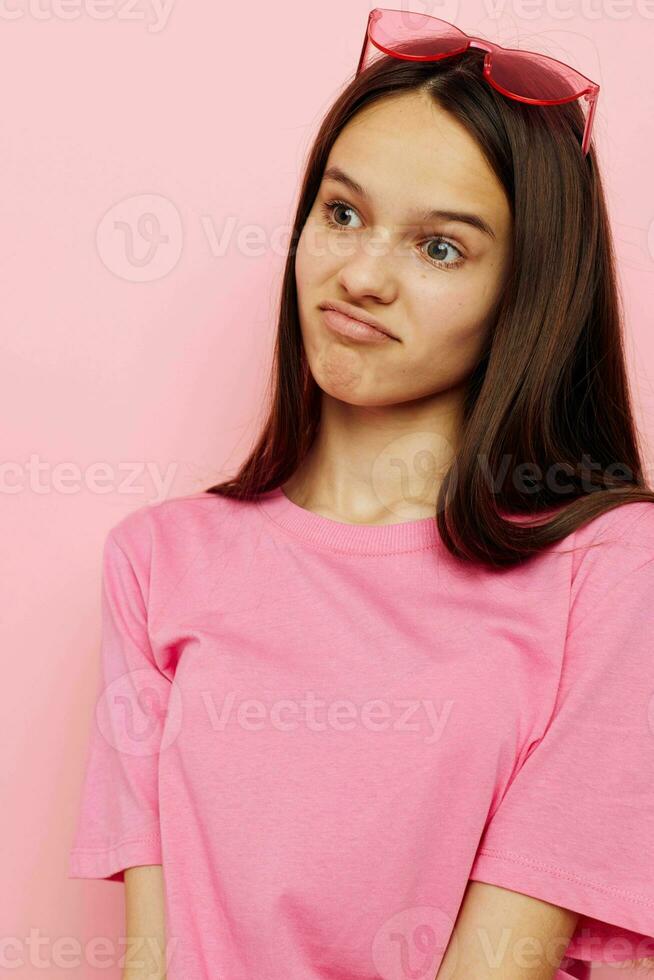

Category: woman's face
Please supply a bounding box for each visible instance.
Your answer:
[294,89,513,406]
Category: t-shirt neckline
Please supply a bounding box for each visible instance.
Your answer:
[255,486,441,555]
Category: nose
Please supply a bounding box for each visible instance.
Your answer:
[335,231,398,305]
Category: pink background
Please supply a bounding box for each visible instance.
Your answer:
[2,1,653,977]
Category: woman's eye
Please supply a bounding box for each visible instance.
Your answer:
[321,199,362,230]
[421,238,464,268]
[319,199,464,269]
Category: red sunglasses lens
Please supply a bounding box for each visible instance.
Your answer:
[368,9,468,61]
[490,48,586,101]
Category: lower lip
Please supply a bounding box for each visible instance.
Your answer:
[320,307,394,343]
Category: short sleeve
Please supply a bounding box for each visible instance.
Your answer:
[469,503,654,964]
[68,520,172,883]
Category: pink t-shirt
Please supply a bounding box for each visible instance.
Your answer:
[68,488,654,979]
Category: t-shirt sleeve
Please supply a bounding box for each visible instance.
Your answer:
[468,503,654,964]
[68,517,173,883]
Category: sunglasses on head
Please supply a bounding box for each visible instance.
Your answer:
[356,8,600,156]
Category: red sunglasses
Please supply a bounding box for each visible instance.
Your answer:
[356,8,600,156]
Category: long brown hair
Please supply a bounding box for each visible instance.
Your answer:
[205,48,654,568]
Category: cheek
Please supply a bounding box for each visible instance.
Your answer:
[295,219,338,292]
[409,261,503,342]
[400,273,497,383]
[294,227,312,295]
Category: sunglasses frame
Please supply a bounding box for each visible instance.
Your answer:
[356,8,600,156]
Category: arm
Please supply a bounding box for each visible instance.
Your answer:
[436,880,579,979]
[122,865,168,980]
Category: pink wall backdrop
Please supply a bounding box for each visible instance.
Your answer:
[2,1,652,977]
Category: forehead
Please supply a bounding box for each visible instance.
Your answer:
[325,91,510,227]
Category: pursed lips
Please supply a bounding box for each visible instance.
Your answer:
[319,302,399,341]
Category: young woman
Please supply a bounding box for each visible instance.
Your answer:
[69,12,654,980]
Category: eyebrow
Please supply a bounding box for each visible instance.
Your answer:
[321,165,497,241]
